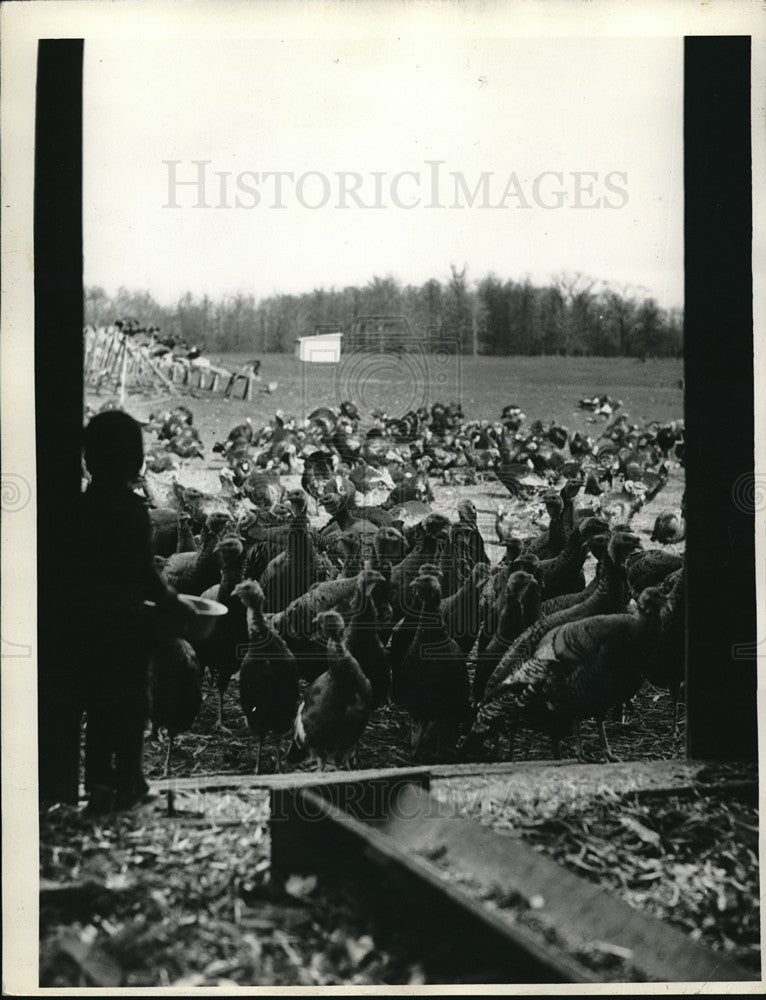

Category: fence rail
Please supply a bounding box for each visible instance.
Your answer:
[83,327,258,400]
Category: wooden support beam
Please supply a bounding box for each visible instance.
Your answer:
[152,757,750,802]
[35,39,83,807]
[684,38,757,761]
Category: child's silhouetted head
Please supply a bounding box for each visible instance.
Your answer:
[83,410,144,485]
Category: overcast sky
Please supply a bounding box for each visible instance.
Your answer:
[83,34,684,308]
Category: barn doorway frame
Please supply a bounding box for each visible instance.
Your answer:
[33,36,758,806]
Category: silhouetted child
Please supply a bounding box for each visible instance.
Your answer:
[80,410,190,812]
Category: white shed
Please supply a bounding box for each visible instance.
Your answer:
[295,331,343,363]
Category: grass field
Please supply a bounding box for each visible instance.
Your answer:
[179,352,685,436]
[102,354,684,446]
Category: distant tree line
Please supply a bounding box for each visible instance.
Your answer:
[85,267,682,358]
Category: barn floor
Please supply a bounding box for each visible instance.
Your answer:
[41,757,758,987]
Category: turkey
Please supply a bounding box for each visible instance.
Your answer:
[273,567,382,642]
[369,526,407,642]
[338,399,361,425]
[494,502,517,545]
[294,611,373,770]
[345,567,391,708]
[538,529,612,615]
[144,449,180,476]
[197,536,248,731]
[330,531,367,578]
[161,512,235,595]
[560,476,583,536]
[387,563,442,683]
[473,571,541,702]
[569,431,594,459]
[329,422,362,467]
[272,568,383,683]
[653,420,684,459]
[644,567,685,733]
[241,469,283,511]
[481,528,643,704]
[382,469,433,509]
[387,500,432,536]
[261,490,328,612]
[346,490,398,529]
[464,587,667,763]
[243,511,319,582]
[167,424,204,460]
[147,506,182,558]
[301,449,339,507]
[453,498,489,567]
[175,512,196,554]
[318,492,380,561]
[524,490,566,558]
[346,460,394,498]
[435,521,474,599]
[625,548,683,598]
[233,580,299,773]
[394,573,471,759]
[534,516,610,600]
[213,417,254,455]
[479,546,541,645]
[371,525,408,568]
[157,405,194,440]
[213,420,254,479]
[438,505,489,598]
[306,405,338,434]
[584,467,614,497]
[147,637,203,776]
[389,512,450,620]
[493,461,544,500]
[524,479,582,559]
[594,488,645,531]
[170,481,231,533]
[138,474,184,554]
[637,462,670,505]
[650,511,686,545]
[441,562,493,656]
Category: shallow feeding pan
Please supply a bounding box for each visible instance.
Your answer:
[177,594,227,640]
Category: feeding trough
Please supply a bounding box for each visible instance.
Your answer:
[266,765,757,985]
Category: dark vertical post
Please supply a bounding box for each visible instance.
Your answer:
[35,39,84,804]
[684,37,757,760]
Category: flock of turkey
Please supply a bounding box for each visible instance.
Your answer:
[92,396,686,774]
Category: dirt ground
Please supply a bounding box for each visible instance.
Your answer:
[134,464,685,780]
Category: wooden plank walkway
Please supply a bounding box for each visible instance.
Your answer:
[152,757,715,794]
